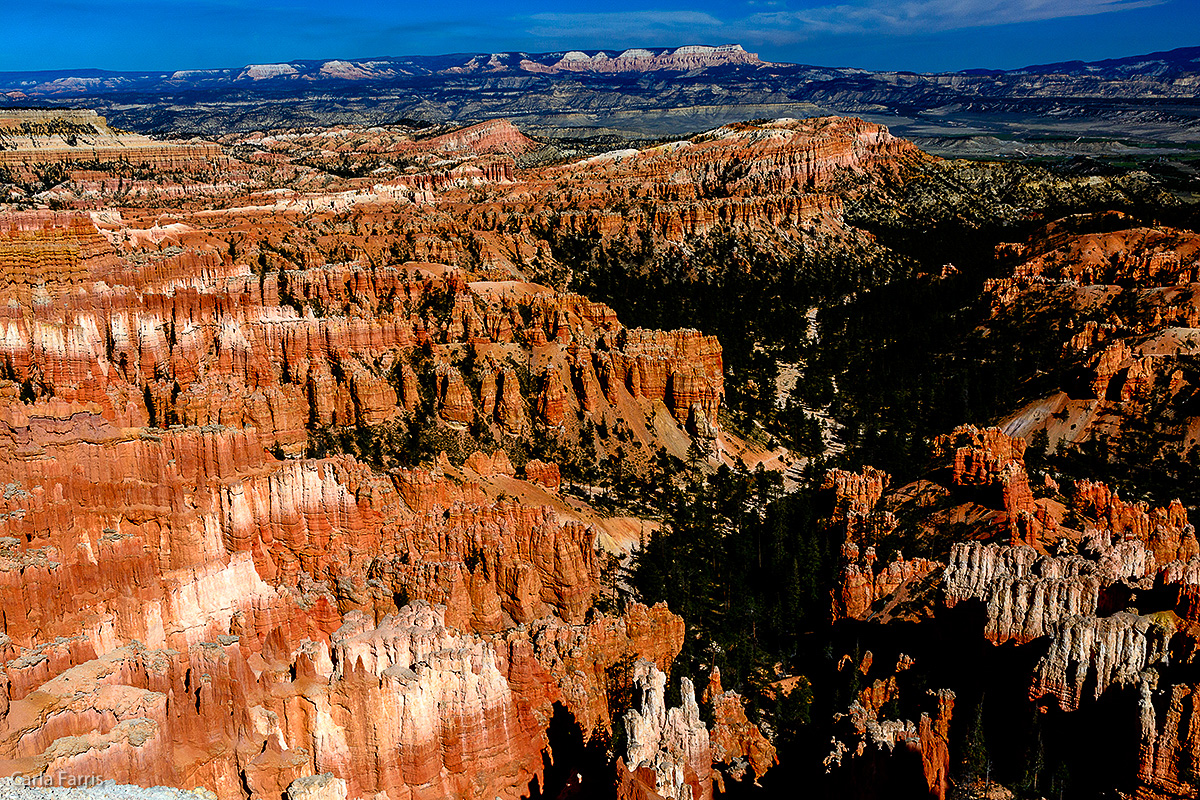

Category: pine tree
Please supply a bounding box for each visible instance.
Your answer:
[961,694,990,782]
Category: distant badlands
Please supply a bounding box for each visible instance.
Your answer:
[1,44,765,99]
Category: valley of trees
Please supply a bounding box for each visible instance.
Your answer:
[550,157,1200,797]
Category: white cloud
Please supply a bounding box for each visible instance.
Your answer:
[524,0,1167,47]
[525,10,726,44]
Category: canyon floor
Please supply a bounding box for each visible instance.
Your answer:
[1,104,1200,800]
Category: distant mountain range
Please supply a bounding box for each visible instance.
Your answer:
[0,45,764,95]
[1,44,1198,152]
[989,45,1200,78]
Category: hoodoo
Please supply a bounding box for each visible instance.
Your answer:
[0,43,1198,797]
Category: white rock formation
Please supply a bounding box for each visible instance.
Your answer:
[622,660,711,800]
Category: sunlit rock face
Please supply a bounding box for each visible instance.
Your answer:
[621,661,712,800]
[0,109,948,800]
[0,187,730,797]
[0,205,634,797]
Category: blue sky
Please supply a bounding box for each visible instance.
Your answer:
[2,0,1198,73]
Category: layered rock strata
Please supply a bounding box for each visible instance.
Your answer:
[0,205,732,798]
[0,110,219,169]
[0,112,930,800]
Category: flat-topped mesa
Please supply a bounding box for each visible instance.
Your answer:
[522,44,761,75]
[19,116,932,285]
[498,116,925,251]
[0,108,108,127]
[425,120,537,156]
[0,108,219,168]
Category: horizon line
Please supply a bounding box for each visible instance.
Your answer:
[1,41,1197,79]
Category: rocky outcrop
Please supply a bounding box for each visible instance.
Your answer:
[622,661,711,800]
[288,774,346,800]
[521,45,762,75]
[0,212,122,305]
[1137,674,1200,799]
[321,603,547,799]
[424,120,537,156]
[1004,225,1200,288]
[535,367,569,427]
[0,205,735,464]
[0,602,548,800]
[611,329,724,423]
[933,425,1027,487]
[823,467,889,521]
[1029,611,1171,712]
[523,459,561,491]
[702,668,776,787]
[973,218,1200,800]
[834,542,940,622]
[931,425,1060,545]
[464,448,516,477]
[942,536,1153,645]
[919,690,956,800]
[520,602,685,739]
[823,464,941,623]
[0,110,947,800]
[824,653,955,800]
[0,110,219,170]
[436,364,475,424]
[0,227,715,799]
[0,591,682,800]
[1073,480,1197,565]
